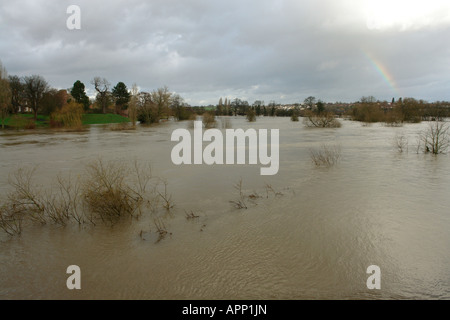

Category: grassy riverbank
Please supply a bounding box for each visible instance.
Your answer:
[2,113,130,129]
[81,113,131,125]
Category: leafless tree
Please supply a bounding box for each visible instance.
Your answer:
[0,61,11,128]
[304,96,317,110]
[418,120,449,154]
[8,75,24,114]
[91,77,111,113]
[151,86,172,120]
[23,75,49,120]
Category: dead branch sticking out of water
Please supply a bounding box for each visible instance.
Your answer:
[7,167,47,225]
[153,217,171,244]
[156,179,174,212]
[230,178,248,209]
[229,180,285,210]
[0,205,24,236]
[185,210,199,220]
[395,133,409,154]
[264,184,283,198]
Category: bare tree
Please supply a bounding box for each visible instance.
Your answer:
[91,77,111,114]
[0,61,11,128]
[360,96,377,103]
[394,133,408,153]
[8,75,24,114]
[151,86,172,121]
[23,75,49,120]
[418,120,449,154]
[304,96,317,110]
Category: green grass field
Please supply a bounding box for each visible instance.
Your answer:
[1,114,49,128]
[2,113,130,128]
[82,113,130,125]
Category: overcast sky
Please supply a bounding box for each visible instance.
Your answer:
[1,0,450,105]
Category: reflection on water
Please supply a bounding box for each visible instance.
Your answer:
[0,118,449,299]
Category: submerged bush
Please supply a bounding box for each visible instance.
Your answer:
[309,144,341,167]
[303,111,341,128]
[82,160,144,223]
[0,160,175,236]
[202,111,216,128]
[246,108,256,122]
[0,205,24,236]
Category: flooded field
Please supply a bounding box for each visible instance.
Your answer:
[0,117,449,299]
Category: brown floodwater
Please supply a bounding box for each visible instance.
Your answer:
[0,117,449,299]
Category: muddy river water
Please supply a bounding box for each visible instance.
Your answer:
[0,117,449,299]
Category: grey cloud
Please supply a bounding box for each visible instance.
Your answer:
[1,0,449,105]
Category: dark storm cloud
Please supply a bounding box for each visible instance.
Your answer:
[1,0,450,105]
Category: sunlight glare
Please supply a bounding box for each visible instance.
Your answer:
[365,0,450,31]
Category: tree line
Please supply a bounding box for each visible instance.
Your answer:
[0,60,196,129]
[212,95,450,124]
[347,96,450,124]
[2,59,450,130]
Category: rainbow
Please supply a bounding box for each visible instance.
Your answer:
[362,50,400,97]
